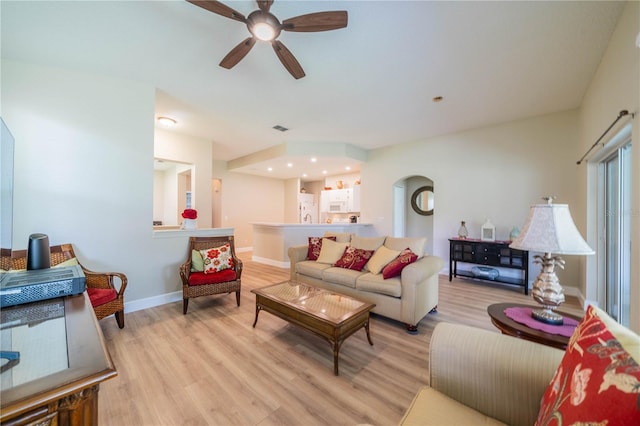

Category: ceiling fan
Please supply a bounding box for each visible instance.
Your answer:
[187,0,348,79]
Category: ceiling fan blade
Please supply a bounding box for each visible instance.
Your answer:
[219,37,256,69]
[187,0,246,23]
[282,11,348,32]
[271,40,305,79]
[257,1,273,12]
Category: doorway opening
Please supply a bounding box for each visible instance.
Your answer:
[392,175,434,254]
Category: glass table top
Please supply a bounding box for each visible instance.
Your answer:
[1,299,69,391]
[254,281,371,322]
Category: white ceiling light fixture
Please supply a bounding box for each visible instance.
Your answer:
[157,116,176,127]
[247,10,281,41]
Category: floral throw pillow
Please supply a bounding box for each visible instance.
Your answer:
[307,236,336,260]
[334,246,374,271]
[382,248,418,279]
[535,304,640,426]
[199,243,234,274]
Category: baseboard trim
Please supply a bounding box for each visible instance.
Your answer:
[251,256,289,269]
[124,290,182,313]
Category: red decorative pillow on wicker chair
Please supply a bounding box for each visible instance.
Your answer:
[87,288,117,307]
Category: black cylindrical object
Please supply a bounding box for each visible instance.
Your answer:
[27,233,51,270]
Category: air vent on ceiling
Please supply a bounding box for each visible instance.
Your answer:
[272,125,289,132]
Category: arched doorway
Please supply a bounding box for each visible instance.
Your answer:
[392,175,434,254]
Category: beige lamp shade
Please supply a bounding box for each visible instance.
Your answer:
[509,203,594,255]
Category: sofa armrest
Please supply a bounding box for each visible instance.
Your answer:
[402,255,443,284]
[429,322,564,426]
[288,244,308,280]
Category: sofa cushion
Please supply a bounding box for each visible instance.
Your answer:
[382,248,418,279]
[187,269,237,286]
[296,260,332,279]
[535,304,640,426]
[307,236,336,261]
[335,246,374,271]
[366,245,401,274]
[399,386,506,426]
[351,236,386,251]
[316,238,349,264]
[87,287,117,307]
[384,237,426,258]
[321,267,364,289]
[323,231,352,243]
[356,273,401,297]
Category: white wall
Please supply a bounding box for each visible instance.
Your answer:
[2,60,168,302]
[361,109,581,291]
[212,159,285,250]
[578,1,639,332]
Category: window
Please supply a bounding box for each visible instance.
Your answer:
[599,140,631,326]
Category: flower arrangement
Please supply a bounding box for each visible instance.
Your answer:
[182,209,198,220]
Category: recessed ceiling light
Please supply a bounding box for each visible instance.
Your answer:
[287,163,293,168]
[157,116,176,127]
[345,166,351,171]
[302,173,307,177]
[432,96,444,102]
[267,167,273,172]
[322,170,327,175]
[310,157,317,163]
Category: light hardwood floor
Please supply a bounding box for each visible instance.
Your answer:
[98,253,582,426]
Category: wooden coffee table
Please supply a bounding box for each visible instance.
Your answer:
[251,281,375,375]
[487,302,583,350]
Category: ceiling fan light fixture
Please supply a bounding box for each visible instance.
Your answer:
[247,11,281,41]
[253,22,275,40]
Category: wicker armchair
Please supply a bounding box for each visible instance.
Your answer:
[11,243,127,328]
[179,235,242,314]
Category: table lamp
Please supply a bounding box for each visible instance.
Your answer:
[509,197,594,325]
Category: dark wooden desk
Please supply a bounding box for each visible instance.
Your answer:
[1,293,117,425]
[487,302,583,350]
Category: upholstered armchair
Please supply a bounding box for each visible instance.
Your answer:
[179,235,242,314]
[11,243,127,328]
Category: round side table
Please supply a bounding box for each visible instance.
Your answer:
[487,303,583,350]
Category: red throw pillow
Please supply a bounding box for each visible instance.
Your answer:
[382,248,418,279]
[334,246,374,271]
[307,236,336,260]
[535,304,640,425]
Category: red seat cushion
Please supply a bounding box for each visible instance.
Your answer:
[87,287,117,307]
[188,269,237,286]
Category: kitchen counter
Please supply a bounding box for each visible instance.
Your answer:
[252,222,374,268]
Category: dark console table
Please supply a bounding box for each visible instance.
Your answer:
[449,238,529,294]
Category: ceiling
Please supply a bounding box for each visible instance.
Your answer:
[2,1,625,180]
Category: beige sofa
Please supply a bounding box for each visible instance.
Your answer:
[288,235,444,332]
[400,322,564,425]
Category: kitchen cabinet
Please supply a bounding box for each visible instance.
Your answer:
[320,187,360,213]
